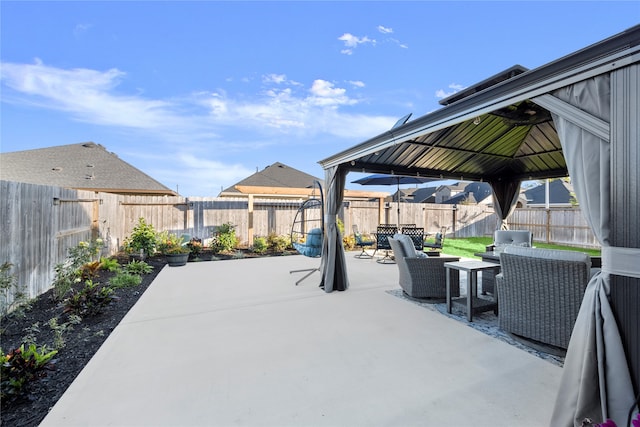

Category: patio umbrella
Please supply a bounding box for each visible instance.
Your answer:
[351,174,437,226]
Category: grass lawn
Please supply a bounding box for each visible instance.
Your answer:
[441,236,601,259]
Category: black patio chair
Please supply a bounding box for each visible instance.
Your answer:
[375,225,398,263]
[352,225,375,258]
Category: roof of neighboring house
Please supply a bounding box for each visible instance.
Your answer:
[440,191,476,205]
[220,162,322,195]
[0,142,177,195]
[464,182,492,203]
[524,179,574,205]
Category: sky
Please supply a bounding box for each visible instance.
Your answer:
[1,1,638,197]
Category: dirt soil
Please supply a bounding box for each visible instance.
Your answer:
[0,249,296,427]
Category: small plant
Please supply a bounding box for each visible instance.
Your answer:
[48,316,80,350]
[122,217,157,257]
[267,233,291,253]
[0,344,58,399]
[63,280,118,317]
[232,250,245,259]
[252,236,268,254]
[342,234,355,250]
[109,272,142,289]
[122,260,153,275]
[80,260,101,280]
[21,322,40,347]
[0,262,29,318]
[99,257,120,272]
[187,238,203,256]
[52,238,104,301]
[211,223,238,254]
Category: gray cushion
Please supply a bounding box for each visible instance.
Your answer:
[392,233,426,258]
[504,245,591,269]
[494,230,532,246]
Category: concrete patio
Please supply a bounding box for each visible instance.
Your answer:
[41,253,562,427]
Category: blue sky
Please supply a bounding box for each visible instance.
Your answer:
[1,1,638,196]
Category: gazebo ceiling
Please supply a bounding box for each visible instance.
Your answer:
[348,99,565,182]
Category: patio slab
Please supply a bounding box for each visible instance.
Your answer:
[41,253,561,427]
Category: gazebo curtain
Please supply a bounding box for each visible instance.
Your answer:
[488,179,522,230]
[550,74,638,426]
[320,164,349,293]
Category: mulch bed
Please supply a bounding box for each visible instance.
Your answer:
[0,249,297,427]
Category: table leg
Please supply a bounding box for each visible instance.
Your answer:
[466,271,473,321]
[446,267,452,314]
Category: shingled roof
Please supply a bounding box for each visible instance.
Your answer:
[0,142,177,195]
[220,162,322,196]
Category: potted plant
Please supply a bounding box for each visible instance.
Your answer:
[156,231,190,266]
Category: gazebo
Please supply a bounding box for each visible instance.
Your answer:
[319,26,639,426]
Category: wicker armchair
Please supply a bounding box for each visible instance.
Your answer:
[495,247,591,349]
[388,234,460,299]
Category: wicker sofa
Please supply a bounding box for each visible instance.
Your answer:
[388,234,460,299]
[495,246,593,349]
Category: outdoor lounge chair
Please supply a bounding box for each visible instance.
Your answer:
[424,226,446,252]
[495,246,592,349]
[352,225,375,258]
[388,234,460,299]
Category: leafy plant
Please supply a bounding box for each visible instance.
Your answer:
[122,260,153,275]
[187,238,203,255]
[211,223,238,254]
[267,233,291,253]
[252,236,268,254]
[99,257,120,272]
[0,344,58,399]
[63,280,118,317]
[0,262,29,318]
[52,239,104,301]
[342,234,355,250]
[80,260,101,280]
[123,217,157,257]
[109,272,142,289]
[47,316,80,350]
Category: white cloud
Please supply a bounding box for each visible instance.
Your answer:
[435,83,466,99]
[338,33,375,55]
[349,80,365,88]
[263,73,287,84]
[73,23,92,37]
[377,25,393,34]
[0,60,393,153]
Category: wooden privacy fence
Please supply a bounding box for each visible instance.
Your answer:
[1,180,598,306]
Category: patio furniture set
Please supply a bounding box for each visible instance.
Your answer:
[386,229,598,350]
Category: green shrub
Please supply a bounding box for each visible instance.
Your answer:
[123,218,157,257]
[267,233,291,253]
[109,272,142,289]
[252,236,268,254]
[63,280,117,317]
[122,260,153,275]
[211,223,238,254]
[99,257,120,272]
[1,344,57,399]
[0,262,28,318]
[52,239,104,301]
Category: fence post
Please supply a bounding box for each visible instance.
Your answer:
[248,194,254,245]
[452,204,457,237]
[546,208,551,244]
